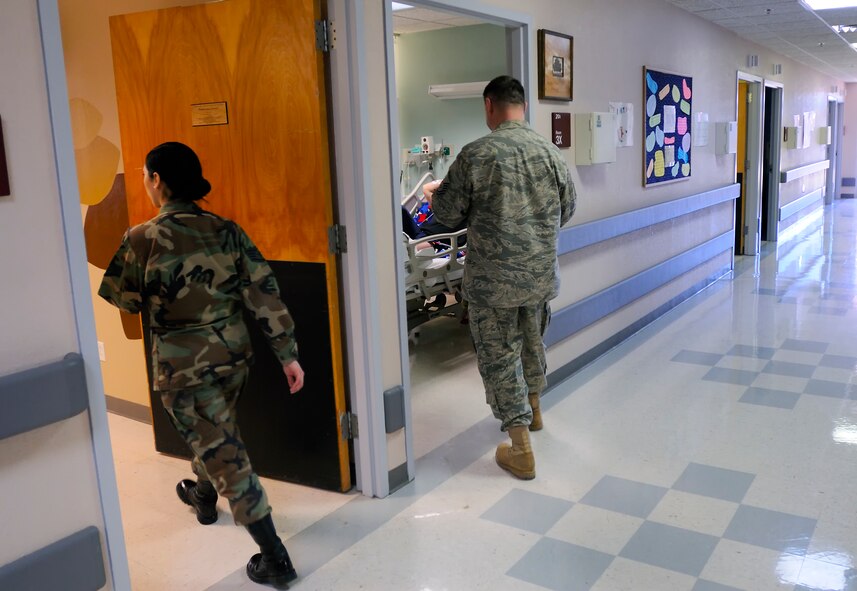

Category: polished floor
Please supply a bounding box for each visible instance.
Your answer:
[109,201,857,590]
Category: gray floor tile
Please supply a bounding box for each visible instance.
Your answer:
[819,292,855,302]
[753,288,783,296]
[828,281,857,289]
[619,521,719,577]
[693,581,744,591]
[672,350,724,366]
[580,476,668,519]
[480,489,574,534]
[819,354,857,370]
[781,339,829,354]
[672,463,756,503]
[702,367,758,386]
[804,379,850,399]
[739,387,801,410]
[727,345,777,360]
[506,537,614,591]
[762,360,816,378]
[723,505,817,554]
[809,306,849,316]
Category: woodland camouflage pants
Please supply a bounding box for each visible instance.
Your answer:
[160,369,271,525]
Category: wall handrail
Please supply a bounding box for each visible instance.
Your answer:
[0,353,88,441]
[558,184,739,256]
[779,187,824,221]
[780,160,829,184]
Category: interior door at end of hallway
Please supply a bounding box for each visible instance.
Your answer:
[111,0,352,492]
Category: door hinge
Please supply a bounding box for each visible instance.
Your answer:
[315,19,334,52]
[340,411,358,440]
[328,224,347,255]
[744,224,749,236]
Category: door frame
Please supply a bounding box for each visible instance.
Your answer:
[762,79,783,242]
[37,0,131,586]
[382,0,531,492]
[827,94,845,204]
[737,71,764,255]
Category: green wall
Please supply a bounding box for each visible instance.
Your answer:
[395,23,508,190]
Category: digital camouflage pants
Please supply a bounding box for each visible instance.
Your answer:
[468,302,550,431]
[160,369,271,526]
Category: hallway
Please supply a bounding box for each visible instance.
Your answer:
[120,202,857,590]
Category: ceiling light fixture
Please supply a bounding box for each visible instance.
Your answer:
[392,2,413,10]
[803,0,857,9]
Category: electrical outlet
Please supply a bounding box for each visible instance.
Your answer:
[97,341,106,362]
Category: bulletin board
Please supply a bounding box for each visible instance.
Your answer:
[643,67,692,187]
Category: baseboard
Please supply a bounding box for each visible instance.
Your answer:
[105,395,151,424]
[546,265,732,390]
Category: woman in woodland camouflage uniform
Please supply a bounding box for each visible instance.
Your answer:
[100,142,304,588]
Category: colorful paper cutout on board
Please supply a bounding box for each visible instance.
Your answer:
[643,67,692,186]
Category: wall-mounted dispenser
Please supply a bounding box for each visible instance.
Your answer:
[574,112,617,165]
[715,122,738,155]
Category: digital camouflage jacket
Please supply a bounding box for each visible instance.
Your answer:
[432,119,576,308]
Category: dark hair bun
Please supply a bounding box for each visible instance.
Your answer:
[145,142,211,202]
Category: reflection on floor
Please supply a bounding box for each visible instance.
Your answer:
[113,201,857,591]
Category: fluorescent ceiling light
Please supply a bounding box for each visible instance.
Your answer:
[428,81,489,99]
[392,2,413,10]
[804,0,857,9]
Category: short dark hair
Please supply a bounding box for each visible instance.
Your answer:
[483,75,525,106]
[145,142,211,202]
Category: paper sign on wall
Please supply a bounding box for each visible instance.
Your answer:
[692,112,709,147]
[609,102,634,147]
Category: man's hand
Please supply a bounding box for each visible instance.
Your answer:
[422,179,442,207]
[283,360,305,393]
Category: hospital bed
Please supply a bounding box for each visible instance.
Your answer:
[400,172,468,338]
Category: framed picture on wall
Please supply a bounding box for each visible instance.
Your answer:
[643,66,692,187]
[538,29,573,101]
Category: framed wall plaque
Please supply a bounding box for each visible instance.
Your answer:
[0,119,9,196]
[538,29,573,101]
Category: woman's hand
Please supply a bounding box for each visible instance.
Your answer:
[283,360,305,393]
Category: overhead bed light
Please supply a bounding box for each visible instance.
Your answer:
[428,81,489,100]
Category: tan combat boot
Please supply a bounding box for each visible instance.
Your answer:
[495,425,535,479]
[528,392,543,431]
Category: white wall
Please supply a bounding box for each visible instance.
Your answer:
[0,0,118,586]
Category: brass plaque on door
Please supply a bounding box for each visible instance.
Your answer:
[191,102,228,127]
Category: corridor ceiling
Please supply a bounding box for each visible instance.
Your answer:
[666,0,857,82]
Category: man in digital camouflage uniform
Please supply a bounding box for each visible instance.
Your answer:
[99,141,302,586]
[425,76,576,480]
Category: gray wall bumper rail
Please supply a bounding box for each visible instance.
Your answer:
[0,526,105,591]
[558,184,739,256]
[0,352,88,441]
[780,160,829,184]
[546,231,734,348]
[779,188,824,221]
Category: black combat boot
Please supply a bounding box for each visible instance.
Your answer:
[245,514,298,587]
[176,479,218,525]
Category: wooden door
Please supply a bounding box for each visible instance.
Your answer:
[110,0,351,492]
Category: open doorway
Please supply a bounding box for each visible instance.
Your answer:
[735,73,764,255]
[388,1,526,459]
[762,82,783,242]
